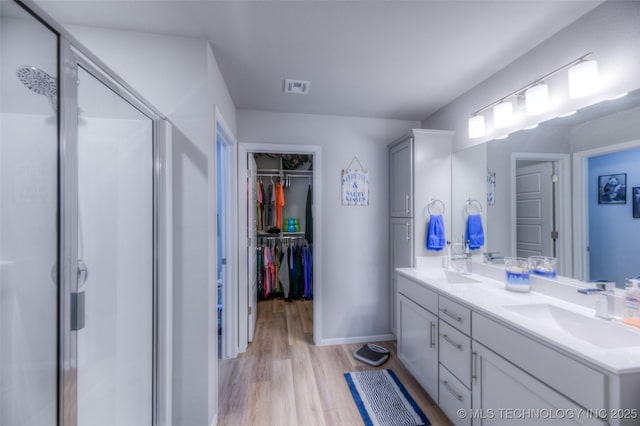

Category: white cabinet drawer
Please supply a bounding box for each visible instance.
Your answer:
[473,312,606,410]
[439,296,471,335]
[439,364,471,426]
[439,320,472,388]
[397,273,438,314]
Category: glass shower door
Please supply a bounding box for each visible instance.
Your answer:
[74,65,154,426]
[0,2,59,425]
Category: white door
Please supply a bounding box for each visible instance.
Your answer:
[516,162,554,258]
[247,155,258,342]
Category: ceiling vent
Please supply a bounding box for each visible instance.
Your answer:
[284,79,311,95]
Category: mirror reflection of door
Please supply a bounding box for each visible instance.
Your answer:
[516,161,557,259]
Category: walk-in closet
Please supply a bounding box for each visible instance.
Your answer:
[244,151,316,344]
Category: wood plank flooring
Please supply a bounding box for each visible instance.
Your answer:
[218,298,453,426]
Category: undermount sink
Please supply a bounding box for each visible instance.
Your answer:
[443,270,481,284]
[503,303,640,349]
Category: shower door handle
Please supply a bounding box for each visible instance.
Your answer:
[71,291,86,331]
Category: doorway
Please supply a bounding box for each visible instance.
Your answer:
[510,153,571,277]
[215,114,238,359]
[237,143,322,352]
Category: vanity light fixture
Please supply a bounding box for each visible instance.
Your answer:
[467,52,598,139]
[525,84,550,115]
[468,115,485,138]
[568,59,599,98]
[493,101,514,128]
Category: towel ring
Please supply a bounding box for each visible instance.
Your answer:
[427,198,445,215]
[465,198,483,215]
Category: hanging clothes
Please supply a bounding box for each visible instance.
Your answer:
[302,245,313,299]
[305,183,313,244]
[263,181,273,230]
[278,246,290,298]
[275,181,285,230]
[256,179,264,232]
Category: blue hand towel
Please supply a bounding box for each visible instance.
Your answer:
[465,214,484,250]
[426,214,445,251]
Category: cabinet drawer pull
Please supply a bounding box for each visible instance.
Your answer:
[429,322,436,348]
[406,222,410,240]
[440,333,463,351]
[440,308,463,323]
[472,351,478,383]
[405,194,410,214]
[441,380,463,402]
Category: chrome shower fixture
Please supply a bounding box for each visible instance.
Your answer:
[16,65,57,111]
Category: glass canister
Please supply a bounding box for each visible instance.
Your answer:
[504,257,531,292]
[528,256,557,278]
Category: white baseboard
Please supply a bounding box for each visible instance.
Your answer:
[317,333,396,347]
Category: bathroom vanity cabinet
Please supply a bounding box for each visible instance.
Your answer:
[396,268,640,426]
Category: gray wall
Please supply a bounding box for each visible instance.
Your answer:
[238,109,418,343]
[423,1,640,152]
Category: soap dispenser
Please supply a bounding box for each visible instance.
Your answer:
[623,277,640,328]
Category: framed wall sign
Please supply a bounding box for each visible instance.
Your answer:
[342,157,369,206]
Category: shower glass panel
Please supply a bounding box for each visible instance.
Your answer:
[76,66,154,425]
[0,2,59,425]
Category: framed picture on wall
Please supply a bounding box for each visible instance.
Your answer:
[633,187,640,218]
[598,173,626,204]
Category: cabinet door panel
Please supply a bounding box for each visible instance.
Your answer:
[390,139,413,217]
[397,294,439,400]
[391,218,413,333]
[471,342,606,426]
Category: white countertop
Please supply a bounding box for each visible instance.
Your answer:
[396,264,640,375]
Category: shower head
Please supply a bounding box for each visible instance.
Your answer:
[16,65,57,112]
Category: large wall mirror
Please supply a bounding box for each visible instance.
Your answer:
[452,88,640,287]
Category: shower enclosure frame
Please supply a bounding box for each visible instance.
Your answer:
[59,42,163,426]
[14,1,168,425]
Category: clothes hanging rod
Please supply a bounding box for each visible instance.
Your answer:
[256,173,282,178]
[257,168,312,174]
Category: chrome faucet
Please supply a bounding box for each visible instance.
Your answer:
[578,281,615,320]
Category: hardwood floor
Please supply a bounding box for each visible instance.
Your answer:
[218,298,453,426]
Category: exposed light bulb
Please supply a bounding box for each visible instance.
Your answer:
[493,102,514,129]
[525,84,550,115]
[468,115,485,139]
[568,60,599,98]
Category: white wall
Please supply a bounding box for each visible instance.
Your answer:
[57,24,237,426]
[238,109,418,342]
[423,1,640,152]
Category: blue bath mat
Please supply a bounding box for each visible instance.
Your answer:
[344,369,430,426]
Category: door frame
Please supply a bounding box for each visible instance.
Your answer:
[237,143,322,352]
[213,109,238,359]
[510,152,571,276]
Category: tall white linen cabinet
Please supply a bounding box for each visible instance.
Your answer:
[388,129,453,334]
